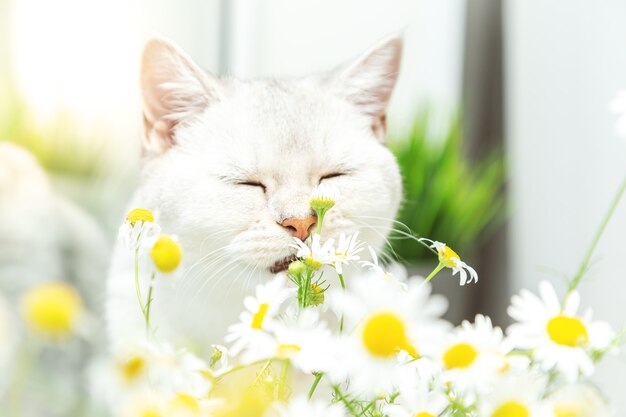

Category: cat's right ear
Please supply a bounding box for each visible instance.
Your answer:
[141,37,220,153]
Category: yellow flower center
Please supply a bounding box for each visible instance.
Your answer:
[119,355,145,382]
[169,393,200,412]
[251,303,269,329]
[150,235,182,273]
[553,401,582,417]
[304,256,322,270]
[414,413,436,417]
[443,343,478,369]
[546,315,588,347]
[491,401,530,417]
[288,260,305,275]
[22,282,83,337]
[276,343,302,359]
[438,245,460,268]
[141,409,163,417]
[362,312,417,358]
[307,283,325,306]
[126,208,154,225]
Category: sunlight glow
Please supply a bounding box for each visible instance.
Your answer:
[11,0,140,130]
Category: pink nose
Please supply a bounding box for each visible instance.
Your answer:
[280,215,317,241]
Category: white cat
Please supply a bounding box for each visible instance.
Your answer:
[106,35,404,353]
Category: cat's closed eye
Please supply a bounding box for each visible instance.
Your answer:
[319,172,346,183]
[238,181,267,192]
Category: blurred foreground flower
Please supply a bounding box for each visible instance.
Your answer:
[478,370,549,417]
[151,234,183,273]
[21,281,84,338]
[266,396,346,417]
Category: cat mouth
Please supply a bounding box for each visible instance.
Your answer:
[270,255,297,274]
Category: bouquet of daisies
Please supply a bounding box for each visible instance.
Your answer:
[94,181,624,417]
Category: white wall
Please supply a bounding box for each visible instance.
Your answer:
[10,0,221,142]
[505,1,626,411]
[223,0,466,136]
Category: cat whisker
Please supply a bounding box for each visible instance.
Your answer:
[193,255,246,300]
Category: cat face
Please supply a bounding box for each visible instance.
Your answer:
[137,37,403,275]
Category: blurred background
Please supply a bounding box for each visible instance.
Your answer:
[0,0,625,414]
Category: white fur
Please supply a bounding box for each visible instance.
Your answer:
[107,35,404,353]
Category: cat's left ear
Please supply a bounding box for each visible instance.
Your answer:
[326,35,403,142]
[141,37,221,153]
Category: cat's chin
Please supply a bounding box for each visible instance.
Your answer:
[269,255,297,274]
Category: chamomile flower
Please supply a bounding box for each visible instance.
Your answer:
[265,396,347,417]
[165,392,214,417]
[269,308,336,374]
[507,281,615,382]
[437,315,510,394]
[291,234,335,270]
[360,245,405,288]
[97,341,213,408]
[548,383,610,417]
[382,366,449,417]
[21,281,84,338]
[120,392,166,417]
[309,183,338,212]
[478,369,551,417]
[225,274,295,362]
[327,276,449,397]
[116,347,152,386]
[309,184,338,232]
[118,207,161,249]
[419,238,478,285]
[331,232,364,274]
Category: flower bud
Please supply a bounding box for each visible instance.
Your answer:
[306,283,325,307]
[151,235,183,272]
[288,260,306,276]
[309,183,337,213]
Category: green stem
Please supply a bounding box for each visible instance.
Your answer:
[253,359,273,385]
[278,360,290,400]
[316,211,326,234]
[338,273,346,290]
[333,385,359,416]
[144,272,156,335]
[301,268,313,308]
[134,245,146,317]
[308,372,323,399]
[358,402,374,416]
[215,358,270,381]
[423,262,445,284]
[567,177,626,294]
[338,273,346,333]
